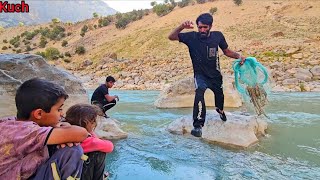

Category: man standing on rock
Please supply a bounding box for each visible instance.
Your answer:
[91,76,119,118]
[168,13,246,137]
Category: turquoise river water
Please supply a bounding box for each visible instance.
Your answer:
[95,91,320,180]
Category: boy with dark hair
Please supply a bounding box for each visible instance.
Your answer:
[91,76,119,118]
[0,78,88,180]
[168,13,246,137]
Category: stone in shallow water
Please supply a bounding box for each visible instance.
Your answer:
[167,111,268,148]
[95,117,128,140]
[154,76,242,108]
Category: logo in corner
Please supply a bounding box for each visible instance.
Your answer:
[0,1,29,13]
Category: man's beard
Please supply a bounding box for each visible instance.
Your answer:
[199,31,210,39]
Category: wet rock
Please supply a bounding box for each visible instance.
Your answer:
[95,117,128,140]
[167,111,267,148]
[0,54,86,95]
[155,76,242,108]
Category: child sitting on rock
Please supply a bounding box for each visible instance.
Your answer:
[0,78,88,180]
[65,103,114,180]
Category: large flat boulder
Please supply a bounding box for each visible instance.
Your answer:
[154,76,242,108]
[167,111,267,148]
[0,54,86,95]
[95,117,128,140]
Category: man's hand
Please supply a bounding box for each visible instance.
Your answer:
[240,56,246,65]
[181,20,194,29]
[57,142,80,149]
[53,121,71,128]
[115,95,119,101]
[53,122,82,148]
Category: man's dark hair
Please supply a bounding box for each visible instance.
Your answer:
[196,13,213,26]
[15,78,69,119]
[106,76,116,83]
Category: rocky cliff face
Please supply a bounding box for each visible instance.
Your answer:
[0,54,86,95]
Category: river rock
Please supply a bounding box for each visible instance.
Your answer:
[0,54,86,95]
[154,76,242,108]
[95,117,128,140]
[167,111,267,148]
[310,66,320,79]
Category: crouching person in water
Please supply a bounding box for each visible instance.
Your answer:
[0,78,88,180]
[65,104,114,180]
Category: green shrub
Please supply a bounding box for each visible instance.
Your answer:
[98,17,110,27]
[75,46,86,55]
[24,41,30,45]
[67,32,72,36]
[115,16,130,29]
[150,1,157,6]
[24,31,38,40]
[2,46,8,50]
[233,0,242,6]
[209,7,218,14]
[65,52,71,57]
[80,32,85,37]
[16,49,22,53]
[3,39,8,43]
[81,25,88,33]
[153,3,174,17]
[14,43,20,48]
[39,36,47,48]
[25,45,32,52]
[196,0,206,4]
[93,12,99,18]
[52,18,60,24]
[61,40,68,47]
[48,26,65,40]
[178,0,190,8]
[45,47,60,60]
[63,58,71,63]
[9,36,20,46]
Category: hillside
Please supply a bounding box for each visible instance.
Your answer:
[0,0,319,91]
[0,0,116,27]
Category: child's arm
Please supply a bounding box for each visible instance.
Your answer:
[47,125,88,145]
[81,137,114,153]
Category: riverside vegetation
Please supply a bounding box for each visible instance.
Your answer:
[0,0,319,92]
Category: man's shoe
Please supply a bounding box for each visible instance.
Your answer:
[103,113,110,118]
[191,127,202,137]
[216,108,227,121]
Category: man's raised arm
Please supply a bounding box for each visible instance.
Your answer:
[168,20,194,41]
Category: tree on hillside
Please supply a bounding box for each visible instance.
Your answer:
[178,0,191,8]
[153,3,175,17]
[151,1,157,6]
[93,12,99,18]
[19,22,24,27]
[233,0,242,6]
[75,46,86,55]
[209,7,218,15]
[196,0,206,4]
[52,18,60,24]
[115,16,130,29]
[61,40,68,47]
[44,47,60,60]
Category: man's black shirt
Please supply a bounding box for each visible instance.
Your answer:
[178,31,228,78]
[91,84,109,104]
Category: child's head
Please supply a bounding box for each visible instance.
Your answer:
[65,104,99,133]
[15,78,69,126]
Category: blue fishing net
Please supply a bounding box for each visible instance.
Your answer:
[233,57,270,117]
